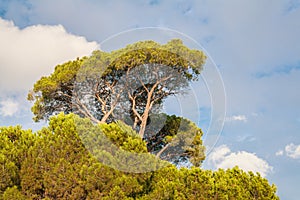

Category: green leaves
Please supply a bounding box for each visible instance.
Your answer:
[2,186,27,200]
[27,39,208,168]
[28,58,86,122]
[0,114,279,199]
[143,166,279,200]
[28,39,206,132]
[146,114,206,167]
[0,126,35,195]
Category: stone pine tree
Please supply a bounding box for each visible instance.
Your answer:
[28,39,207,166]
[28,39,206,135]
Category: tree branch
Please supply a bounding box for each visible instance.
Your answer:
[128,93,142,121]
[73,91,100,123]
[138,77,150,93]
[156,143,170,158]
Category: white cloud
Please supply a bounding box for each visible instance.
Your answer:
[275,143,300,159]
[208,145,273,177]
[0,17,99,93]
[275,150,284,156]
[226,115,247,122]
[285,143,300,159]
[0,99,19,117]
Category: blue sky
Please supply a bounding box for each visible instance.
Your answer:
[0,0,300,199]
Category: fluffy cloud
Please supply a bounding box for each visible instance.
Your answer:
[0,99,19,117]
[277,143,300,159]
[275,143,300,159]
[285,143,300,159]
[0,17,99,93]
[208,145,273,177]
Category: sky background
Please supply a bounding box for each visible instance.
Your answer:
[0,0,299,199]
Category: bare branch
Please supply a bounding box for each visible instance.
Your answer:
[138,77,150,93]
[156,143,170,158]
[128,93,142,121]
[73,91,99,123]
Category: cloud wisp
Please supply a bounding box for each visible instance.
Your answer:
[225,115,247,122]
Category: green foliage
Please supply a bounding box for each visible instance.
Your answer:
[0,126,35,195]
[27,39,209,168]
[0,114,279,199]
[108,39,206,78]
[2,186,27,200]
[75,115,170,173]
[145,114,205,166]
[210,167,279,200]
[28,39,207,137]
[28,58,86,122]
[20,113,90,199]
[100,121,148,153]
[142,166,279,200]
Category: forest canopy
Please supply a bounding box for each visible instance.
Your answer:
[0,113,279,199]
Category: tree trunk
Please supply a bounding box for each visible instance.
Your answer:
[138,90,154,138]
[139,115,148,138]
